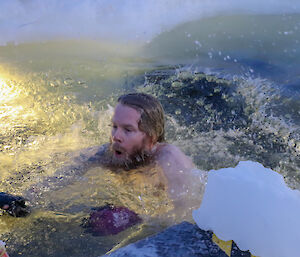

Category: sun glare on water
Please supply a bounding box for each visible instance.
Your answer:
[0,77,25,123]
[0,78,21,103]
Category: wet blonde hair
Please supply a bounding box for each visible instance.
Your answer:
[118,93,165,143]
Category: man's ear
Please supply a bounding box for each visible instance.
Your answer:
[144,135,156,149]
[149,135,158,148]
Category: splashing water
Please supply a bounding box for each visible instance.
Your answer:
[0,1,299,256]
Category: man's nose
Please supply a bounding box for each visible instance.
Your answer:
[112,128,123,142]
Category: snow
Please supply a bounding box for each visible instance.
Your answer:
[193,161,300,257]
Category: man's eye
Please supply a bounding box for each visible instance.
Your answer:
[125,128,132,132]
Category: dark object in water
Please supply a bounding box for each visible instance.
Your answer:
[0,192,31,217]
[82,204,141,236]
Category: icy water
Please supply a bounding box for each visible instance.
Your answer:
[0,1,300,256]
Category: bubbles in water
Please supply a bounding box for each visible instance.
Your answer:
[137,68,300,188]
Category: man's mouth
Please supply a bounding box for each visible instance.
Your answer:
[108,143,153,170]
[112,144,126,158]
[114,150,123,156]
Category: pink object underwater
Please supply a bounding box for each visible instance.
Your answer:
[82,204,141,236]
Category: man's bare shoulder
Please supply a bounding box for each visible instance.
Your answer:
[157,144,185,155]
[155,143,194,172]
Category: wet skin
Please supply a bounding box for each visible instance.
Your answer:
[110,103,153,161]
[110,104,197,204]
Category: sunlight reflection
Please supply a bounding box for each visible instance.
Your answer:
[0,105,24,123]
[0,77,28,129]
[0,78,21,103]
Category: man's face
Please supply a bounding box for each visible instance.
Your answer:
[110,103,152,168]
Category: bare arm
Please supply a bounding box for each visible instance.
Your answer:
[156,144,206,220]
[156,144,195,199]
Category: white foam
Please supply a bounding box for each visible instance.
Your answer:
[1,0,300,45]
[193,161,300,257]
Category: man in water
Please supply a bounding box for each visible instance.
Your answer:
[1,93,203,218]
[84,93,204,220]
[84,93,202,221]
[99,93,194,179]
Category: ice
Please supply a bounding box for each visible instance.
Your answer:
[193,161,300,257]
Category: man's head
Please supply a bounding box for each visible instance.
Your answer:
[109,93,165,170]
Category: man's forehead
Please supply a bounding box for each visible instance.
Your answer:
[112,103,141,125]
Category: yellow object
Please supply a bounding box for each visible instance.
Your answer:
[212,233,258,257]
[212,233,232,256]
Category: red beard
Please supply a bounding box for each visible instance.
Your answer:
[104,141,153,171]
